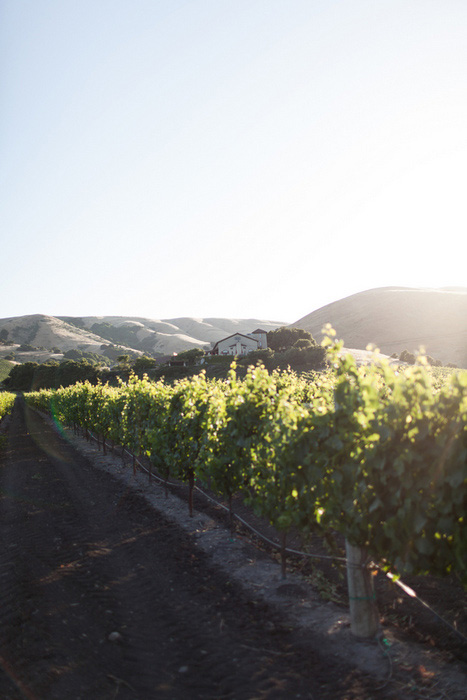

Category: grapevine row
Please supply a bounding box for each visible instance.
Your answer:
[0,392,16,421]
[25,340,467,585]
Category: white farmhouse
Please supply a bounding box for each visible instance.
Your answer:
[210,329,268,356]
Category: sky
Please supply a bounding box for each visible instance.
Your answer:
[1,0,466,323]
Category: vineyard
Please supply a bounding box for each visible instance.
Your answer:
[0,391,15,421]
[24,334,466,611]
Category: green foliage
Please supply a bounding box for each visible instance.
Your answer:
[0,359,14,383]
[276,344,327,371]
[132,356,157,374]
[315,338,467,580]
[24,344,467,584]
[425,355,442,367]
[204,354,234,364]
[293,338,314,350]
[4,359,100,391]
[201,364,279,509]
[56,360,100,388]
[101,344,125,361]
[63,348,88,360]
[267,327,316,352]
[176,348,205,363]
[399,349,416,365]
[60,317,86,329]
[90,321,142,349]
[3,362,38,390]
[238,348,274,368]
[0,391,15,420]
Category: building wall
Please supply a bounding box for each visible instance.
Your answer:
[247,331,268,349]
[216,335,258,355]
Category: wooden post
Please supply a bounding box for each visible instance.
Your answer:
[228,494,234,534]
[280,532,287,580]
[345,539,379,638]
[188,471,194,517]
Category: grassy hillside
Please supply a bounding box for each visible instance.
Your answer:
[73,316,284,355]
[0,315,284,359]
[294,287,467,368]
[0,359,14,383]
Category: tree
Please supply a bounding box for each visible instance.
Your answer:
[267,327,316,352]
[63,349,83,360]
[276,345,327,371]
[176,348,205,364]
[133,356,156,372]
[293,338,314,350]
[55,360,99,388]
[3,362,38,390]
[400,349,416,365]
[238,348,274,368]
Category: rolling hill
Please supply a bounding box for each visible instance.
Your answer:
[293,287,467,368]
[1,287,465,369]
[0,314,284,360]
[69,316,283,355]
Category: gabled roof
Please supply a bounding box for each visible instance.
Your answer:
[211,332,259,351]
[250,328,268,334]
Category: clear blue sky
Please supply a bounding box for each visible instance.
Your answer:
[1,0,466,322]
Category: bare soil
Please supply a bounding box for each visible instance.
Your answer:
[0,399,465,699]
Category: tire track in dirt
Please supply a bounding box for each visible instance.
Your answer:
[0,398,392,699]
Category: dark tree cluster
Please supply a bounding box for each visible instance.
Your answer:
[239,328,328,372]
[90,322,141,348]
[63,348,112,365]
[399,349,444,367]
[3,360,101,392]
[266,327,316,352]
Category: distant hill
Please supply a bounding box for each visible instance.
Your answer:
[294,287,467,368]
[2,289,465,369]
[62,316,283,355]
[0,315,113,353]
[0,314,284,360]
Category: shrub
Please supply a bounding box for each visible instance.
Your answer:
[400,349,416,365]
[267,327,316,352]
[238,348,274,368]
[293,338,314,350]
[274,345,327,371]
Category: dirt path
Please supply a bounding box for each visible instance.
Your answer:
[0,398,402,700]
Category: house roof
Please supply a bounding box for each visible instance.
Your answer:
[211,332,259,351]
[153,355,173,365]
[250,328,268,334]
